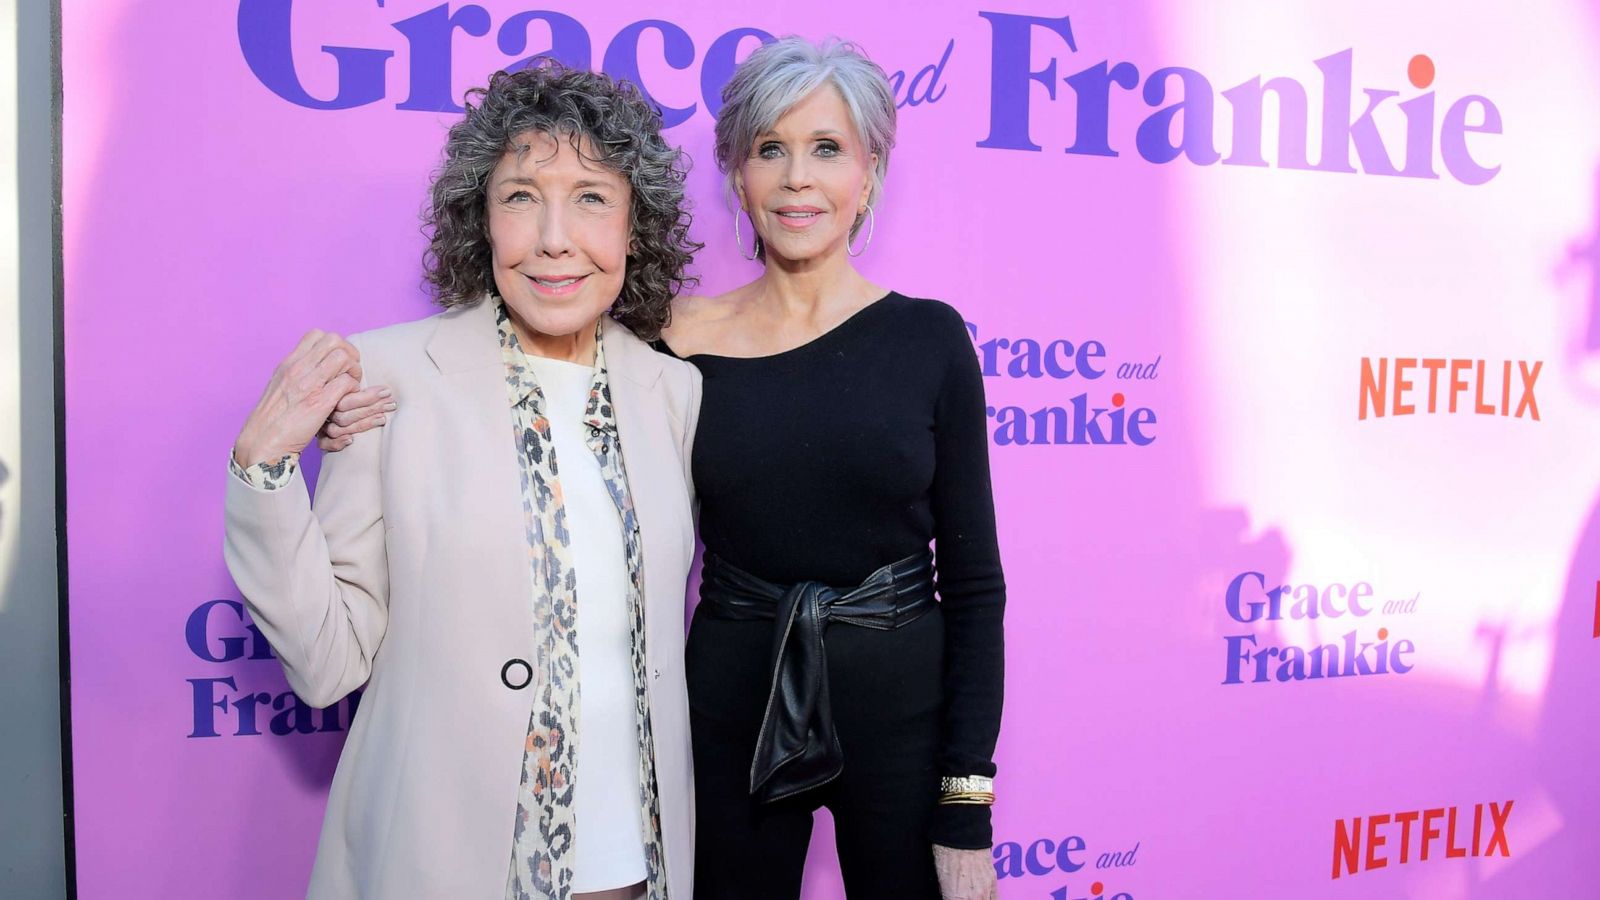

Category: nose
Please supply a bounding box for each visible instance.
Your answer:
[535,201,576,258]
[781,152,814,192]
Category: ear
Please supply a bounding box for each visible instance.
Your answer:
[733,168,749,212]
[860,154,879,212]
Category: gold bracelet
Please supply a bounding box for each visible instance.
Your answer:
[938,791,996,805]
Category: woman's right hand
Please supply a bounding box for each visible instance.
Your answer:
[934,844,999,900]
[233,330,375,467]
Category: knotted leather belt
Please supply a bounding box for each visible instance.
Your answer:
[700,550,937,803]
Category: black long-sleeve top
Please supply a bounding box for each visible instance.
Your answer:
[659,291,1006,848]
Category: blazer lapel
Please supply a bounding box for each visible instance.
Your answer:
[601,316,664,392]
[422,298,536,644]
[425,296,504,375]
[602,318,688,667]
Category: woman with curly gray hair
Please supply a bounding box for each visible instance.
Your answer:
[655,36,1005,900]
[224,61,702,900]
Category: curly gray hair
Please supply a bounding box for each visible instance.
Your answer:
[423,60,700,340]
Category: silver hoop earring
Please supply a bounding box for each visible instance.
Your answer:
[735,213,761,261]
[847,206,876,258]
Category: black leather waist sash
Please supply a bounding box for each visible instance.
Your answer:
[700,550,937,804]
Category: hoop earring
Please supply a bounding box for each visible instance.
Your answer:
[847,205,876,258]
[735,213,762,261]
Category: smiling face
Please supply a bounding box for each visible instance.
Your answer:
[487,130,632,350]
[734,85,877,266]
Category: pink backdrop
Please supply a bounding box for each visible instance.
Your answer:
[63,1,1600,897]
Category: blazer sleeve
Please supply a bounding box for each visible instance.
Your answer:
[223,334,390,709]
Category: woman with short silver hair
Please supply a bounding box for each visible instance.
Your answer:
[656,36,1006,900]
[225,62,702,900]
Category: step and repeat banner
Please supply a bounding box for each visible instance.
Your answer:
[62,1,1600,898]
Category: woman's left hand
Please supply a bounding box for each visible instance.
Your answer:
[316,385,395,452]
[933,844,998,900]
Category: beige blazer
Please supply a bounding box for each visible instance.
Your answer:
[224,298,701,899]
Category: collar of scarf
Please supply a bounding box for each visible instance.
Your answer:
[495,298,615,435]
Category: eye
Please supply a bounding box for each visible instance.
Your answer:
[815,141,841,157]
[503,189,533,204]
[757,141,784,159]
[578,191,608,204]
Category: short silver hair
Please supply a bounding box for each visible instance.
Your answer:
[714,36,897,241]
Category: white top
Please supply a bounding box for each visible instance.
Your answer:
[524,353,649,893]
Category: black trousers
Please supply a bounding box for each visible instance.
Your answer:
[685,599,946,900]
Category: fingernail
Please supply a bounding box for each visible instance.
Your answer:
[343,437,354,447]
[378,388,392,398]
[375,414,386,424]
[385,402,398,411]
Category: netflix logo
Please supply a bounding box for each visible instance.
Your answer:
[1358,358,1541,421]
[1331,800,1513,880]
